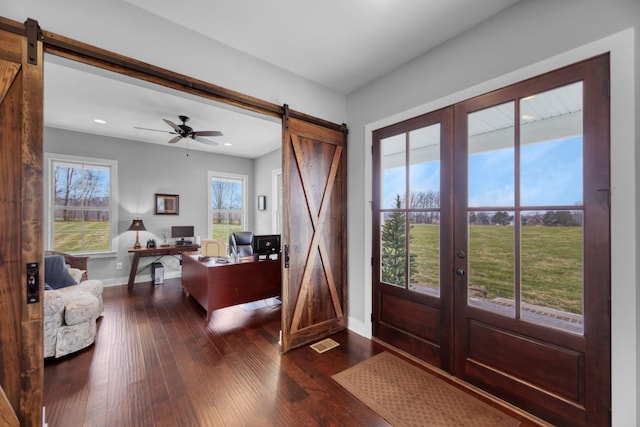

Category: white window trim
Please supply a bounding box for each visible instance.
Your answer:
[44,153,118,257]
[271,168,282,234]
[207,170,249,239]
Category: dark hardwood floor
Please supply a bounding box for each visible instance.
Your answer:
[44,278,543,427]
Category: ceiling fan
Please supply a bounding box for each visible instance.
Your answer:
[135,115,223,146]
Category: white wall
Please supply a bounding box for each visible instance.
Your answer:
[45,127,255,284]
[345,1,639,425]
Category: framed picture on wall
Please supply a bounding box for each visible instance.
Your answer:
[155,193,179,215]
[258,195,266,211]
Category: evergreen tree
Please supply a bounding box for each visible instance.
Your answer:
[381,195,417,286]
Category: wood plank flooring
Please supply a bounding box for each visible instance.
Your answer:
[44,278,542,427]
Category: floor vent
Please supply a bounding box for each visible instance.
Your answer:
[310,338,340,353]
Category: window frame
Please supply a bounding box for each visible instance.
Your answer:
[44,153,119,256]
[207,171,249,240]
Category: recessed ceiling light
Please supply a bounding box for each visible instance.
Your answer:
[93,119,107,124]
[521,95,536,101]
[521,114,535,121]
[223,143,232,147]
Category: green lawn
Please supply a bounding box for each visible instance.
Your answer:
[409,224,583,314]
[54,220,243,252]
[211,224,242,240]
[54,220,110,252]
[56,220,583,314]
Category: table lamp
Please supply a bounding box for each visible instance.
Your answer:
[128,218,146,249]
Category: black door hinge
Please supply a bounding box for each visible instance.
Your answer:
[26,18,40,65]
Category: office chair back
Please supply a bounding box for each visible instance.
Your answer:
[229,231,253,257]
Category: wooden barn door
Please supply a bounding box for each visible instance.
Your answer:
[281,115,347,352]
[0,19,44,427]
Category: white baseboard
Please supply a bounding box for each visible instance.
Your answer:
[98,270,183,287]
[348,316,371,339]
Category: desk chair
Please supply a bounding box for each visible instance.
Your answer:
[200,239,227,258]
[229,231,253,257]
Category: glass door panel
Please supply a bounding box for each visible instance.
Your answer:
[464,82,585,334]
[520,210,584,333]
[467,102,516,313]
[381,133,406,209]
[520,82,583,206]
[467,210,515,315]
[408,124,441,295]
[518,81,585,333]
[380,211,408,288]
[468,102,515,207]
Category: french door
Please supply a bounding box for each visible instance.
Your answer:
[372,54,610,426]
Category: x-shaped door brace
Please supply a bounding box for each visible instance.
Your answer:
[289,134,344,333]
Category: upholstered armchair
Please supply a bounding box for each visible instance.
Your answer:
[229,231,253,257]
[43,253,104,358]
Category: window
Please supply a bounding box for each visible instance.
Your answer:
[45,154,118,254]
[208,172,248,241]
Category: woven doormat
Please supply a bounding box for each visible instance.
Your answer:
[309,338,340,353]
[333,352,520,427]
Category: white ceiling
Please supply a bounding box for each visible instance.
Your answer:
[44,0,522,157]
[122,0,521,94]
[44,55,283,158]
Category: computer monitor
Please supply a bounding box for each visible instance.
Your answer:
[171,225,194,245]
[252,234,281,257]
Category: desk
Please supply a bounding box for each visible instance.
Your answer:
[182,254,281,321]
[127,245,199,288]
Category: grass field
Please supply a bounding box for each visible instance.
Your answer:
[54,221,243,252]
[409,224,583,314]
[211,224,242,241]
[55,220,583,314]
[54,220,110,252]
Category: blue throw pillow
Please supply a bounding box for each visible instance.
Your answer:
[44,255,78,289]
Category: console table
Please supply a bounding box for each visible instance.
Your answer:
[127,245,199,288]
[182,254,281,321]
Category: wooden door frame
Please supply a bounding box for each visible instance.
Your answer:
[0,18,44,427]
[0,15,347,425]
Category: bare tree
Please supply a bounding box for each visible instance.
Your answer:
[55,165,81,221]
[407,190,440,224]
[211,179,242,224]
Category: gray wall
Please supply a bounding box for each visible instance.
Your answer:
[253,148,282,235]
[345,1,639,425]
[45,127,262,284]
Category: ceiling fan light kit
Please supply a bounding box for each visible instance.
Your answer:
[135,115,223,146]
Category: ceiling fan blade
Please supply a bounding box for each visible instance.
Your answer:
[168,135,182,144]
[193,136,218,146]
[193,130,223,137]
[163,119,181,133]
[134,126,174,134]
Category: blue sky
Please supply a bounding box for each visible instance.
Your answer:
[383,136,583,209]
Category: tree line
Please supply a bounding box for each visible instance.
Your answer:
[469,210,582,226]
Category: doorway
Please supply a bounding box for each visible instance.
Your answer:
[372,55,610,426]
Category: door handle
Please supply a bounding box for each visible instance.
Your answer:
[456,268,465,276]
